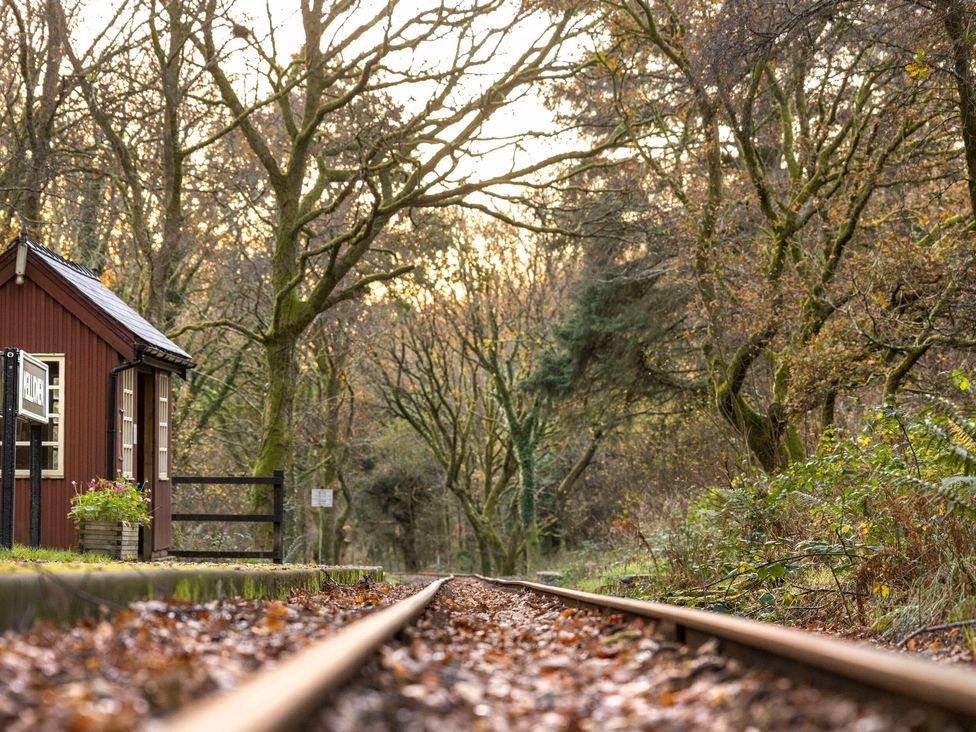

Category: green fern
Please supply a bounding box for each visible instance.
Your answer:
[897,402,976,515]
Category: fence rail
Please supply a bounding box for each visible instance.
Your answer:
[170,470,284,564]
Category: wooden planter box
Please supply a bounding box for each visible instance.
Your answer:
[79,521,139,560]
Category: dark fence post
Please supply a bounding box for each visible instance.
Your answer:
[29,424,41,547]
[1,348,18,549]
[272,470,284,565]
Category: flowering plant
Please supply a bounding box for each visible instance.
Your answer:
[68,478,152,526]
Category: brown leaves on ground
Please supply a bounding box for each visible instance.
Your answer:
[317,579,959,732]
[0,582,419,731]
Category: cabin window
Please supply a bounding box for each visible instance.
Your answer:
[158,372,169,480]
[121,369,135,479]
[0,355,64,478]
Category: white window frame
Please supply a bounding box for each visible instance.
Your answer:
[8,354,64,479]
[121,368,135,479]
[158,372,169,480]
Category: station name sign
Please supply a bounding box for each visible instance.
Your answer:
[17,352,48,424]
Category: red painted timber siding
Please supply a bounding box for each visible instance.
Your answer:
[0,277,118,548]
[0,249,178,554]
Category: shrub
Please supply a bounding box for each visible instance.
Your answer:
[579,387,976,634]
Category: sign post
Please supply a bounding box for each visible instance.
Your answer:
[29,424,41,548]
[1,349,16,549]
[0,348,49,549]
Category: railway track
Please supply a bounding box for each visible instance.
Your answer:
[163,575,976,731]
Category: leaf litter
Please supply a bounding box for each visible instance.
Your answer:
[0,581,418,731]
[316,578,962,731]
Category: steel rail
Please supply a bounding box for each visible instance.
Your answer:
[161,575,452,732]
[478,575,976,721]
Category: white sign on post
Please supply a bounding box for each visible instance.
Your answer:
[17,352,48,424]
[311,488,334,508]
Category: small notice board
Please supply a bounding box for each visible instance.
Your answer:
[311,488,334,508]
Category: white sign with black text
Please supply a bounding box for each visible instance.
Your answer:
[311,488,334,508]
[17,352,48,424]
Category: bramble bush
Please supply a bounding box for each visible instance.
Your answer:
[68,478,152,527]
[568,386,976,638]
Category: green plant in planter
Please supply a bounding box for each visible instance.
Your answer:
[68,478,152,526]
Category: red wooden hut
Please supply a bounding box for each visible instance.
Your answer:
[0,237,194,558]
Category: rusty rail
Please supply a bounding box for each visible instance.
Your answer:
[162,573,976,729]
[478,576,976,722]
[162,575,451,732]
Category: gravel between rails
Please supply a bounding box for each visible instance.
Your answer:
[0,581,419,731]
[316,578,962,732]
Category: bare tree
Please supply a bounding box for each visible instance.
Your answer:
[176,0,620,489]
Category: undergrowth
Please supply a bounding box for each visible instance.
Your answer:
[562,386,976,639]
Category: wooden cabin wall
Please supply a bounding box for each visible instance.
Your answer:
[0,277,119,549]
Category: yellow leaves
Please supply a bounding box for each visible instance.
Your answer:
[905,50,929,78]
[871,581,890,598]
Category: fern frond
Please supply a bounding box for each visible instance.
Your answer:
[924,422,976,475]
[946,417,976,458]
[883,471,976,517]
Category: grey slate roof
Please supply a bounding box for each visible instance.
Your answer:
[23,239,194,367]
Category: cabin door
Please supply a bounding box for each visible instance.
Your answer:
[136,371,155,559]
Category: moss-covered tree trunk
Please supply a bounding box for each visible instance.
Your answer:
[511,422,540,571]
[308,340,347,563]
[253,335,298,510]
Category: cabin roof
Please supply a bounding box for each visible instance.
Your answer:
[3,238,194,369]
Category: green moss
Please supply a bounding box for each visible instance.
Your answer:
[241,574,258,598]
[0,545,105,563]
[172,577,196,601]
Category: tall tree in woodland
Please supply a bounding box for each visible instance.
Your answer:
[61,0,264,326]
[446,237,568,567]
[0,0,68,236]
[374,227,583,570]
[374,299,524,574]
[563,0,971,471]
[187,0,619,486]
[936,0,976,220]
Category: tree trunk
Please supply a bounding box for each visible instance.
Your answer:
[253,336,297,510]
[821,389,837,432]
[715,380,790,473]
[513,433,540,571]
[941,0,976,220]
[331,475,353,563]
[476,534,493,575]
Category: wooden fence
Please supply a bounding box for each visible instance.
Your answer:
[170,470,284,564]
